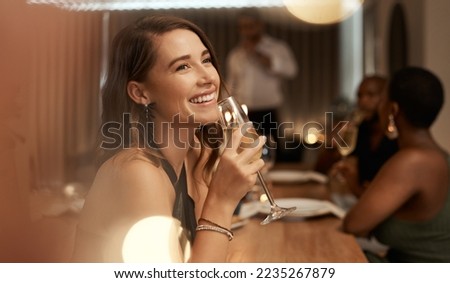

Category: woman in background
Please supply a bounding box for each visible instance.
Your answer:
[342,75,398,196]
[323,75,398,196]
[71,15,265,262]
[343,67,450,262]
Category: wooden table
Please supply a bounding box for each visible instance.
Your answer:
[227,166,367,263]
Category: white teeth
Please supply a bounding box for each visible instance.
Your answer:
[190,93,214,104]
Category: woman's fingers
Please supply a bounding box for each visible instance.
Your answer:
[213,131,266,182]
[228,124,246,151]
[221,123,262,156]
[245,157,265,174]
[216,125,266,187]
[236,135,266,164]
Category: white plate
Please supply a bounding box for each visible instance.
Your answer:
[268,170,328,184]
[259,198,345,218]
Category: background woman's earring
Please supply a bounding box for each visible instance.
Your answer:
[386,114,398,139]
[144,104,149,120]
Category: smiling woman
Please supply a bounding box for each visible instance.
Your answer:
[71,15,266,263]
[139,29,221,125]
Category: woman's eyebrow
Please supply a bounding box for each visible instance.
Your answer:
[167,49,210,68]
[168,55,190,69]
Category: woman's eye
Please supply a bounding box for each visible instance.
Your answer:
[176,64,189,71]
[202,57,212,64]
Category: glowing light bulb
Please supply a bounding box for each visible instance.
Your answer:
[304,127,320,144]
[260,193,268,203]
[283,0,364,25]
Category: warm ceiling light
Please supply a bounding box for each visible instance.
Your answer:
[283,0,364,25]
[27,0,285,11]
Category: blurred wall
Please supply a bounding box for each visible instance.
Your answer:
[424,0,450,153]
[375,0,450,152]
[1,0,34,262]
[1,0,102,262]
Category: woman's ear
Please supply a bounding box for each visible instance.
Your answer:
[127,81,151,105]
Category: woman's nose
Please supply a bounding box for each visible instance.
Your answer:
[197,66,215,85]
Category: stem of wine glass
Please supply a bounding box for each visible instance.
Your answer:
[256,171,276,206]
[259,169,296,225]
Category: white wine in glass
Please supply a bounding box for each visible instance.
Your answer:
[217,96,296,225]
[337,122,358,159]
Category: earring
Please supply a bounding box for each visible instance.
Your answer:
[386,114,398,139]
[144,104,149,120]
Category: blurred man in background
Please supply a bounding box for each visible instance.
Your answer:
[226,8,298,147]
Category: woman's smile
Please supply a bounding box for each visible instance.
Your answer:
[189,91,217,105]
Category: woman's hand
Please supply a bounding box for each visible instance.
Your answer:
[207,125,266,210]
[329,156,362,197]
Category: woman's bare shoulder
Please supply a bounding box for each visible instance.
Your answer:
[374,147,448,193]
[93,150,151,184]
[386,147,446,170]
[83,149,175,220]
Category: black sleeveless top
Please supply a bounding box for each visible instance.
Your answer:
[160,159,197,242]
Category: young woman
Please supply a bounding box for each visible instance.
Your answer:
[71,15,265,262]
[343,67,450,262]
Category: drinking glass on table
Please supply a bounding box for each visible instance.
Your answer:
[217,96,296,225]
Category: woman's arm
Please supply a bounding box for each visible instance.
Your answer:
[189,127,266,262]
[342,150,420,237]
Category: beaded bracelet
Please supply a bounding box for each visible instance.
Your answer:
[198,217,230,232]
[197,217,234,241]
[196,224,234,241]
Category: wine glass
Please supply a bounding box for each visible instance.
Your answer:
[337,109,363,160]
[217,96,296,225]
[337,122,358,160]
[332,113,359,185]
[330,112,359,208]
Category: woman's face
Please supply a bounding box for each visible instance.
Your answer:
[144,29,220,126]
[357,79,382,120]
